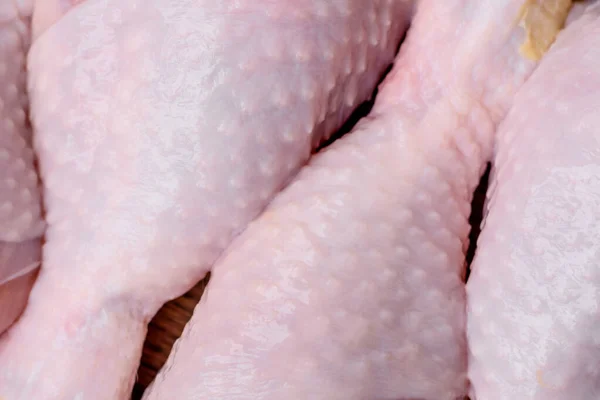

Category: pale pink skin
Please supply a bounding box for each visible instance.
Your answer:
[1,0,598,399]
[0,0,44,334]
[143,1,541,398]
[0,0,413,398]
[467,4,600,400]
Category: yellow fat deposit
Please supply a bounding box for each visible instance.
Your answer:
[517,0,574,61]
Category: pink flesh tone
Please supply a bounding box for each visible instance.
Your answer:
[467,4,600,399]
[0,0,413,398]
[1,0,598,399]
[143,0,544,398]
[0,0,44,334]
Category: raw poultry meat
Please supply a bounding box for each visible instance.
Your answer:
[0,0,413,398]
[0,0,44,334]
[466,3,600,399]
[0,0,597,399]
[142,0,546,398]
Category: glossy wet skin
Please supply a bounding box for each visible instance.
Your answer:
[0,0,44,334]
[467,9,600,399]
[1,0,600,399]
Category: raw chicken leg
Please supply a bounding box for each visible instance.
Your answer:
[467,4,600,399]
[0,0,413,398]
[0,0,44,334]
[143,1,543,399]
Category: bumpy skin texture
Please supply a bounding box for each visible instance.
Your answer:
[467,5,600,400]
[3,0,592,398]
[146,109,473,400]
[0,0,413,398]
[144,1,541,399]
[0,0,44,333]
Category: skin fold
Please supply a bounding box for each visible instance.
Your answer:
[0,0,597,399]
[31,0,81,40]
[0,0,44,334]
[467,3,600,399]
[0,0,413,398]
[144,0,543,398]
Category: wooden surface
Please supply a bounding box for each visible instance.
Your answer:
[132,274,210,399]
